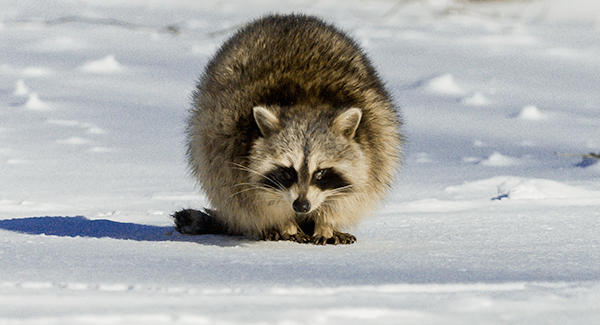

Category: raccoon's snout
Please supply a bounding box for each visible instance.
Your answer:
[293,198,311,214]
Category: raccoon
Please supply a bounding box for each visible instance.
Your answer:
[174,13,403,245]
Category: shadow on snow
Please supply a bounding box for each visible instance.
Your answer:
[0,216,244,246]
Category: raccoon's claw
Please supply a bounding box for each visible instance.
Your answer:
[311,235,328,245]
[263,229,311,244]
[311,231,356,245]
[289,233,311,243]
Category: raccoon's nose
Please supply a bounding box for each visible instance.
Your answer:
[293,198,311,214]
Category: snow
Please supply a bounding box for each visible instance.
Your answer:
[425,73,464,96]
[461,92,490,106]
[79,55,123,73]
[13,80,29,96]
[479,151,522,167]
[23,93,52,111]
[1,0,600,323]
[516,105,547,121]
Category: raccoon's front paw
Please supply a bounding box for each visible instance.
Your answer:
[311,231,356,245]
[263,229,282,241]
[263,229,311,243]
[288,232,311,244]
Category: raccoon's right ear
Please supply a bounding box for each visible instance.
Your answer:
[332,107,362,139]
[253,106,280,137]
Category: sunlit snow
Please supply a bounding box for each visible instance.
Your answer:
[1,0,599,324]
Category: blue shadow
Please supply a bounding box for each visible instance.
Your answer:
[0,216,242,246]
[576,157,599,168]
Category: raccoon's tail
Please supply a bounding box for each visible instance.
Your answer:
[172,208,229,235]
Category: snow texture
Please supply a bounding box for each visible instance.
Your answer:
[79,55,124,73]
[1,0,600,324]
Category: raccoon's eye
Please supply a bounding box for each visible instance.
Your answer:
[312,168,350,191]
[263,166,298,189]
[314,169,327,181]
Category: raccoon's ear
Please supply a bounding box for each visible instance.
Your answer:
[253,106,280,137]
[332,108,362,139]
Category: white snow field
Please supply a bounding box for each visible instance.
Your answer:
[1,0,600,323]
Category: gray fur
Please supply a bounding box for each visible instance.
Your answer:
[181,13,403,245]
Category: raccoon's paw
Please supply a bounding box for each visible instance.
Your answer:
[311,231,356,245]
[263,229,282,241]
[262,229,311,244]
[172,209,204,235]
[172,208,228,235]
[288,232,311,244]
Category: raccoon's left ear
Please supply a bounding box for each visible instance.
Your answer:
[332,108,362,139]
[253,106,280,137]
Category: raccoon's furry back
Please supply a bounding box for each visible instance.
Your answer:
[185,13,403,241]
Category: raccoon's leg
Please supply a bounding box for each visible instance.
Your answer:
[312,223,356,245]
[262,221,311,243]
[312,230,356,245]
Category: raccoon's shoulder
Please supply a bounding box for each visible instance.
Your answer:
[193,14,400,147]
[199,14,388,105]
[206,14,360,76]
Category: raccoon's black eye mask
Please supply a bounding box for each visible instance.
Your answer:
[262,166,298,189]
[312,168,350,191]
[261,165,350,192]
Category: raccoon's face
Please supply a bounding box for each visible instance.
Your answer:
[247,105,368,216]
[260,160,351,214]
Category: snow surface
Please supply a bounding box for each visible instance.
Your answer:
[1,0,600,323]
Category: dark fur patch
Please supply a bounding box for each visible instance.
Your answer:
[257,81,358,109]
[262,165,298,189]
[172,209,229,235]
[312,168,350,191]
[297,218,315,236]
[257,79,305,107]
[315,85,358,109]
